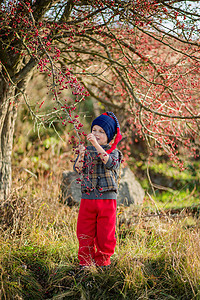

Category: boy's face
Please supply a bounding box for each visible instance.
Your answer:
[92,125,108,145]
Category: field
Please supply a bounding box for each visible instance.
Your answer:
[0,126,200,299]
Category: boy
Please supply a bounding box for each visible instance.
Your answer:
[74,112,122,267]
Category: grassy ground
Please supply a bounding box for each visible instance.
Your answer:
[129,155,200,211]
[0,129,200,299]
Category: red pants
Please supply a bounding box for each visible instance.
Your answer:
[76,199,117,266]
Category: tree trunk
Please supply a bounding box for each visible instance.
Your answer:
[0,78,18,201]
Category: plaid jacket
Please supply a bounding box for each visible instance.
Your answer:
[75,145,122,195]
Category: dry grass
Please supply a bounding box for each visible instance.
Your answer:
[0,137,199,299]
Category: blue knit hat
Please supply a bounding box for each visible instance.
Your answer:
[91,112,122,153]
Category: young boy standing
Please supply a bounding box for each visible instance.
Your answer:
[74,112,122,267]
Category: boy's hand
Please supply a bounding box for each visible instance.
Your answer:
[77,144,85,156]
[87,133,98,146]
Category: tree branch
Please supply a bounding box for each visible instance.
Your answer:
[82,82,124,110]
[11,57,37,84]
[116,67,200,120]
[32,0,61,21]
[160,1,200,18]
[65,7,107,24]
[60,0,74,23]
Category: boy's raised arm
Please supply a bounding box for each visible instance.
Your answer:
[87,133,109,164]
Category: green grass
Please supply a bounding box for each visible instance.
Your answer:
[129,156,200,211]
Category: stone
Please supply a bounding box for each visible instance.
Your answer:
[118,167,145,206]
[60,171,82,207]
[60,167,144,207]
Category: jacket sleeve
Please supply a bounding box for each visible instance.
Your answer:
[104,150,121,170]
[73,155,79,173]
[73,154,86,173]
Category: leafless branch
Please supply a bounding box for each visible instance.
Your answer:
[82,82,124,110]
[65,6,107,24]
[32,0,61,21]
[60,0,74,22]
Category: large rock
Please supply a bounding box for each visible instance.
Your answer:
[118,167,145,206]
[60,171,82,207]
[60,167,145,207]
